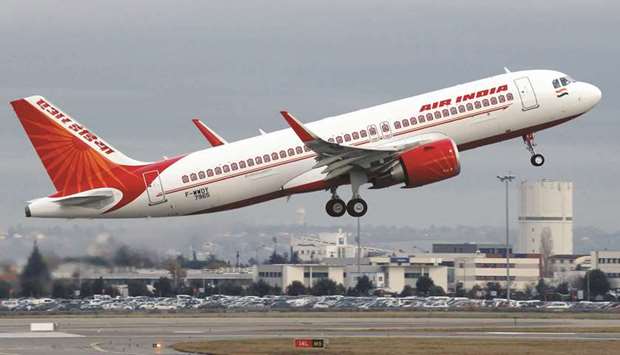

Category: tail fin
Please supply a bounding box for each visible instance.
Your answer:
[10,96,145,195]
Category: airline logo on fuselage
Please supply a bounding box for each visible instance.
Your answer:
[419,84,509,112]
[34,98,115,155]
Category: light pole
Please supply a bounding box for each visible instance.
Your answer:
[497,174,515,303]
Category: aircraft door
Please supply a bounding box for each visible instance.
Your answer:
[367,124,380,142]
[514,77,540,111]
[143,170,167,205]
[379,120,392,139]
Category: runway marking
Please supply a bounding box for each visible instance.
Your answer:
[173,330,204,334]
[486,332,577,335]
[90,342,139,354]
[0,332,84,338]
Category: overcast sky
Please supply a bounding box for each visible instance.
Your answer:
[0,1,618,235]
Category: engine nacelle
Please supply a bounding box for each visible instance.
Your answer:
[373,138,460,188]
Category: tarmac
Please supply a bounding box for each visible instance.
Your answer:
[1,315,620,354]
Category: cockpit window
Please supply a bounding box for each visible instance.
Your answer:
[553,76,575,88]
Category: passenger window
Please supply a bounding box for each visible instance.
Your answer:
[296,146,303,154]
[491,97,498,105]
[458,105,465,113]
[328,138,335,143]
[304,145,311,152]
[190,173,197,181]
[402,119,409,127]
[506,93,514,101]
[336,136,343,143]
[360,130,368,138]
[344,134,351,142]
[410,117,417,125]
[418,114,426,123]
[182,175,189,183]
[207,169,214,177]
[223,165,230,173]
[552,79,561,89]
[466,103,473,111]
[288,148,295,156]
[352,131,360,139]
[394,121,401,129]
[442,109,449,117]
[279,150,286,158]
[434,111,441,119]
[450,107,457,115]
[247,159,254,167]
[381,123,390,132]
[198,171,206,179]
[231,163,238,171]
[474,101,481,109]
[498,95,506,103]
[215,167,222,175]
[264,154,271,162]
[255,156,262,164]
[482,99,489,107]
[369,126,377,135]
[239,161,246,169]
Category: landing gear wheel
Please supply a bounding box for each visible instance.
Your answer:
[326,199,346,217]
[347,198,368,217]
[530,154,545,167]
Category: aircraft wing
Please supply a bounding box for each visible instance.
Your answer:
[281,111,449,180]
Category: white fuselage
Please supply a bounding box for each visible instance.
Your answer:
[27,69,602,218]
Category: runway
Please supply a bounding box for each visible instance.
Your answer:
[1,315,620,354]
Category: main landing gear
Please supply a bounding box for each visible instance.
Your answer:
[523,133,545,167]
[325,170,369,217]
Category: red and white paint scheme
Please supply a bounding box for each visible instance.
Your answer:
[10,69,601,219]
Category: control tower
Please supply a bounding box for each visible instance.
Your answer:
[517,180,573,255]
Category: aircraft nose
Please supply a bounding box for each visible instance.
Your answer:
[580,82,602,109]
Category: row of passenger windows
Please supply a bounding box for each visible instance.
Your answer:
[181,92,514,184]
[326,93,514,145]
[393,93,513,131]
[181,145,312,183]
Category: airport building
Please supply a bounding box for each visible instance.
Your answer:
[256,264,345,289]
[289,230,390,262]
[517,180,573,255]
[433,243,512,256]
[591,250,620,291]
[452,253,541,291]
[256,256,449,294]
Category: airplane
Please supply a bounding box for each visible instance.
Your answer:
[9,69,601,219]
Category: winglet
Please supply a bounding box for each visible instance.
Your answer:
[280,111,317,143]
[192,119,228,146]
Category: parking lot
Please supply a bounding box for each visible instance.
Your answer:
[2,295,620,314]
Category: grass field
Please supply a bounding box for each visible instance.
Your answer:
[172,338,620,355]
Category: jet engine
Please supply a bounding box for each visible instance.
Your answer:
[372,138,461,188]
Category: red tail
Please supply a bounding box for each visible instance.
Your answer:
[11,96,181,210]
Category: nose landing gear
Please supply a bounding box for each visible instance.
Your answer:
[523,133,545,167]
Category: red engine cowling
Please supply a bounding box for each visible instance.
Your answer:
[394,138,461,188]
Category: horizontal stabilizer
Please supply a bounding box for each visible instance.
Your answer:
[51,188,117,207]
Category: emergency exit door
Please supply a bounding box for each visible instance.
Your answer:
[514,77,540,111]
